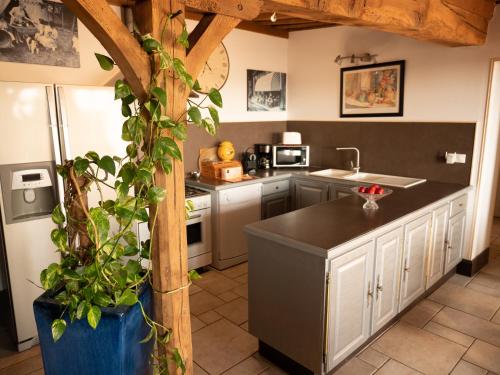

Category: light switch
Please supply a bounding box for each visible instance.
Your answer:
[445,152,466,164]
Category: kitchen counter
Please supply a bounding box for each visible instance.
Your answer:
[246,181,470,256]
[185,167,319,190]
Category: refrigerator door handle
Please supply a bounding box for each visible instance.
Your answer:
[55,86,72,161]
[45,86,61,163]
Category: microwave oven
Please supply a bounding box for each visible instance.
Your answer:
[272,145,310,167]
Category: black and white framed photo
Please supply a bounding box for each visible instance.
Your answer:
[0,0,80,68]
[247,69,286,112]
[340,60,405,117]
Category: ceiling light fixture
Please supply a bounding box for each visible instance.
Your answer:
[334,53,378,66]
[270,12,277,22]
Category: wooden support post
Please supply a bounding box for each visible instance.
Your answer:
[133,1,193,373]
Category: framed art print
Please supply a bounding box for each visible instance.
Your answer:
[340,60,405,117]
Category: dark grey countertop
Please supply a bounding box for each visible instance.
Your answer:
[185,167,319,190]
[245,181,470,254]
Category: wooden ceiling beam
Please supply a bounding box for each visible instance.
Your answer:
[186,13,241,83]
[183,0,263,20]
[262,0,495,46]
[61,0,150,99]
[185,10,289,38]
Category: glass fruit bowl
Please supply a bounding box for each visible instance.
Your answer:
[351,187,393,210]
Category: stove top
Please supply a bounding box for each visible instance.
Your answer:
[185,186,210,199]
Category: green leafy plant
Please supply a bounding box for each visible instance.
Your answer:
[40,14,220,374]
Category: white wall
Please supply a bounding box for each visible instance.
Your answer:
[0,11,120,86]
[187,21,288,122]
[288,9,500,259]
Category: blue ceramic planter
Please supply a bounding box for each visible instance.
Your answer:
[33,284,153,375]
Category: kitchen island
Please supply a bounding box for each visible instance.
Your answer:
[245,181,471,374]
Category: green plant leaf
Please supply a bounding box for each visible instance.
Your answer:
[87,207,110,245]
[187,107,202,125]
[95,53,114,71]
[159,157,172,174]
[153,137,182,161]
[188,269,202,282]
[201,118,216,136]
[114,79,132,99]
[51,204,65,225]
[125,259,141,276]
[171,348,186,374]
[208,88,223,108]
[116,288,138,306]
[51,319,66,342]
[140,326,156,344]
[177,26,189,48]
[121,102,132,117]
[94,292,112,308]
[76,301,90,320]
[144,100,161,122]
[208,106,220,126]
[151,87,167,107]
[98,155,116,176]
[146,186,166,204]
[85,151,100,162]
[193,80,202,92]
[118,162,137,185]
[172,122,187,141]
[87,305,101,329]
[135,208,149,222]
[142,38,161,53]
[73,158,89,176]
[123,231,138,247]
[124,245,140,256]
[51,228,68,251]
[63,269,81,281]
[126,144,137,158]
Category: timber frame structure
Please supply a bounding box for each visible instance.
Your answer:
[56,0,496,373]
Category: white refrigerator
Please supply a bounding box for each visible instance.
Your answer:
[0,81,126,351]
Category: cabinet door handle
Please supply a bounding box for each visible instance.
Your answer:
[403,259,410,281]
[376,275,383,299]
[367,281,373,306]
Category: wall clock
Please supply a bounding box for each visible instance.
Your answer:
[197,43,230,94]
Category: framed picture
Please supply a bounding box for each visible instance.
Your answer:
[247,69,286,112]
[340,60,405,117]
[0,0,80,68]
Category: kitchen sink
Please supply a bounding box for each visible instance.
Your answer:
[310,169,426,189]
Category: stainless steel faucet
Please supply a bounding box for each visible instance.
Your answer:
[336,147,360,174]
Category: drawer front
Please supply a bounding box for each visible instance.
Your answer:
[262,179,289,196]
[450,194,467,217]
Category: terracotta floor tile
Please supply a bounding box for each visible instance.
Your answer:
[335,357,377,375]
[190,290,225,316]
[375,359,423,375]
[463,340,500,374]
[198,310,223,325]
[482,258,500,277]
[470,272,500,290]
[190,284,203,295]
[194,363,209,375]
[357,347,389,368]
[447,274,473,287]
[491,309,500,324]
[466,280,500,299]
[428,282,500,320]
[235,274,248,284]
[450,360,488,375]
[222,355,269,374]
[191,315,206,333]
[233,284,249,299]
[423,321,475,348]
[432,307,500,347]
[192,319,258,375]
[194,271,239,295]
[259,364,288,374]
[215,297,249,325]
[220,263,248,279]
[218,290,240,302]
[240,321,249,331]
[401,299,443,328]
[371,322,466,375]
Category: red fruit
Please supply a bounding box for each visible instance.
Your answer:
[368,186,377,194]
[375,187,385,194]
[371,184,380,189]
[358,186,367,193]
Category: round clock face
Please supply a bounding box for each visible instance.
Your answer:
[197,43,230,94]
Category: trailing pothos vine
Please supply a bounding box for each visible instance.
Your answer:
[40,13,220,374]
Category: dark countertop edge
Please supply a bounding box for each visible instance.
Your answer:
[185,167,319,191]
[245,185,472,258]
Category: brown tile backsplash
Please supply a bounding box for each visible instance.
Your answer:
[288,121,475,185]
[184,121,475,185]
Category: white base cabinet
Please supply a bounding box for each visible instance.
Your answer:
[445,211,466,273]
[399,213,432,311]
[427,204,449,288]
[327,241,374,369]
[371,227,404,333]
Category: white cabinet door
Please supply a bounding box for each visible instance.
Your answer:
[371,227,403,333]
[445,211,466,273]
[293,179,329,209]
[400,214,432,311]
[217,184,262,260]
[327,241,374,371]
[427,204,449,288]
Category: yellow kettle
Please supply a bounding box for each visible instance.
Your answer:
[217,141,235,162]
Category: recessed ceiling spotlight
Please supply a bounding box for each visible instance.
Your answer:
[270,12,277,22]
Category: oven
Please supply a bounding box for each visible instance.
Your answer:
[272,145,310,167]
[186,204,212,270]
